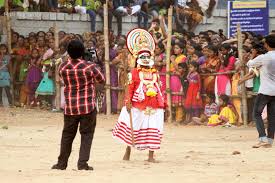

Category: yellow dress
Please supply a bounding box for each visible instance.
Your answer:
[208,106,237,126]
[231,73,242,124]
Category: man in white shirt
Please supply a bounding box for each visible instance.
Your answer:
[247,34,275,148]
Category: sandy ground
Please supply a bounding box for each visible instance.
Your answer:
[1,107,275,183]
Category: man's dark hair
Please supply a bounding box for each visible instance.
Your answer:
[152,18,160,24]
[265,34,275,48]
[219,94,230,106]
[67,40,85,59]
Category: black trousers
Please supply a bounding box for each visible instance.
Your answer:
[57,109,97,168]
[253,94,275,139]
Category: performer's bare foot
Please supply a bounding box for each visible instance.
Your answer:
[147,151,159,163]
[123,146,131,161]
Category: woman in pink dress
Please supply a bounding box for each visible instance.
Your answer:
[215,43,236,103]
[170,42,186,123]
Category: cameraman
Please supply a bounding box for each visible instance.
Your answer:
[52,40,105,170]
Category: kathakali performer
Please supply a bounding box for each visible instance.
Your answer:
[112,29,167,162]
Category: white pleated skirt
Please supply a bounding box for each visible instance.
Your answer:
[112,107,164,151]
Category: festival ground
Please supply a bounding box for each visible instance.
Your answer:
[1,108,275,183]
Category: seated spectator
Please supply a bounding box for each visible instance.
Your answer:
[136,0,149,29]
[22,0,39,11]
[0,0,24,15]
[148,0,165,18]
[58,0,75,13]
[113,0,141,35]
[48,0,58,12]
[208,94,239,127]
[75,0,102,32]
[97,0,114,31]
[192,93,218,125]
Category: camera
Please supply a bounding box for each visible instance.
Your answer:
[84,48,97,61]
[83,48,104,70]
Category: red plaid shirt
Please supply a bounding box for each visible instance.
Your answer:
[59,58,105,115]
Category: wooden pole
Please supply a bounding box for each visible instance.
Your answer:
[166,7,173,123]
[104,3,111,115]
[54,22,61,111]
[237,24,248,126]
[5,0,15,106]
[5,0,11,54]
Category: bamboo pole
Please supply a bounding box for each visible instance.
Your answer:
[104,3,111,115]
[5,0,11,54]
[5,0,14,105]
[54,22,61,111]
[166,7,173,123]
[237,24,248,126]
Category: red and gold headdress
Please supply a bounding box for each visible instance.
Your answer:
[126,28,156,67]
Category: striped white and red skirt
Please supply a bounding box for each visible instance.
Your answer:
[112,107,164,151]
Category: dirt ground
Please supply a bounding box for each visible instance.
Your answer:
[1,107,275,183]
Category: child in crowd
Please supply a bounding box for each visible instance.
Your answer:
[184,61,203,124]
[178,62,189,98]
[192,94,218,125]
[190,50,202,65]
[208,94,239,127]
[35,64,55,110]
[0,44,12,107]
[25,49,42,106]
[186,43,202,65]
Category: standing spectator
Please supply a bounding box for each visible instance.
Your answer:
[52,40,105,170]
[109,40,118,113]
[25,49,42,106]
[112,0,141,35]
[170,42,186,123]
[200,45,220,95]
[215,43,236,103]
[184,61,203,124]
[0,44,12,107]
[148,18,164,39]
[247,35,275,148]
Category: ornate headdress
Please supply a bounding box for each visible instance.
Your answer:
[126,28,156,67]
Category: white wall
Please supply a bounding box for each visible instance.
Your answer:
[4,10,275,36]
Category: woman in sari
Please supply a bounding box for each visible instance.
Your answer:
[200,45,220,95]
[112,39,131,112]
[170,42,186,123]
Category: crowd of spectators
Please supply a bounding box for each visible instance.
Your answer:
[1,0,275,126]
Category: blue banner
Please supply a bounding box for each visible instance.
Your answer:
[228,0,269,37]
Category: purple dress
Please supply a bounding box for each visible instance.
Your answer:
[26,61,42,102]
[101,48,118,113]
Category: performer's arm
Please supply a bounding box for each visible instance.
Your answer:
[125,72,135,104]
